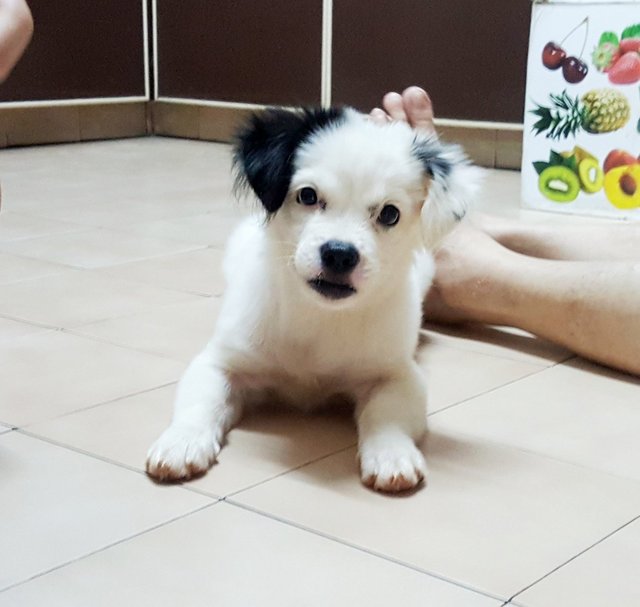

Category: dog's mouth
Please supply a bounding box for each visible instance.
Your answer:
[307,277,356,300]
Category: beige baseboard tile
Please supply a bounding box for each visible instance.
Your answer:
[437,125,497,169]
[1,105,81,147]
[496,129,523,170]
[0,110,7,148]
[199,105,255,142]
[79,102,148,141]
[0,100,524,171]
[195,105,518,169]
[150,101,199,139]
[151,102,255,143]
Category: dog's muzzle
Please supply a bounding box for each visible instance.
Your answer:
[308,240,359,300]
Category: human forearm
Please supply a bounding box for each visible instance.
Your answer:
[0,0,33,82]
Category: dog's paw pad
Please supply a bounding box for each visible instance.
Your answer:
[146,426,220,482]
[359,443,427,493]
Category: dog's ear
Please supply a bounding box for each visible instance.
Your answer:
[412,137,482,248]
[234,107,346,215]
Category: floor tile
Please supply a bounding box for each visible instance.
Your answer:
[98,247,226,296]
[0,432,212,592]
[517,517,640,607]
[0,501,501,607]
[0,212,84,242]
[27,384,357,497]
[429,358,640,481]
[0,317,50,342]
[12,193,230,230]
[0,331,183,426]
[0,270,197,328]
[3,138,638,605]
[72,297,221,362]
[231,431,640,598]
[0,252,67,285]
[0,228,203,269]
[417,343,544,413]
[423,324,572,367]
[473,169,522,217]
[119,209,248,248]
[0,139,234,221]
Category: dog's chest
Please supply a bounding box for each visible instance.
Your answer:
[227,331,387,410]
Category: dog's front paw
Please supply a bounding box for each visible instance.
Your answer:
[359,439,427,493]
[146,425,220,482]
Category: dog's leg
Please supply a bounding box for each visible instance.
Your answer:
[356,364,428,493]
[146,348,241,482]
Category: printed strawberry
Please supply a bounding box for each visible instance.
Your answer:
[619,38,640,53]
[608,51,640,84]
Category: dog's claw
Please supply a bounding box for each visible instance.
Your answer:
[359,443,427,493]
[146,426,220,482]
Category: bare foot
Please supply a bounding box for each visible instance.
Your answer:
[369,86,436,135]
[424,224,519,325]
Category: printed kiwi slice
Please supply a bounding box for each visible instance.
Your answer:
[577,157,604,193]
[538,165,580,202]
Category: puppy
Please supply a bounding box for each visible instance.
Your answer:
[146,106,479,493]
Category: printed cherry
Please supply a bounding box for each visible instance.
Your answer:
[542,18,590,84]
[542,42,566,69]
[562,56,589,83]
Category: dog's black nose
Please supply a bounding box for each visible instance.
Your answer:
[320,240,360,274]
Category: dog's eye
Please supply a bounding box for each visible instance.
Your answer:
[297,187,318,206]
[377,204,400,227]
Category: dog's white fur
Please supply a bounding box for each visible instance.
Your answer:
[146,108,479,492]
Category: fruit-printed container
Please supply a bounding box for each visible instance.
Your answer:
[522,0,640,219]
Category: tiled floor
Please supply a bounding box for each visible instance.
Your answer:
[1,137,638,606]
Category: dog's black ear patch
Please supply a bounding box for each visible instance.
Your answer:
[411,136,478,244]
[411,136,454,184]
[233,107,346,214]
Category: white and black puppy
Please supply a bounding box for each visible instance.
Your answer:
[146,106,479,493]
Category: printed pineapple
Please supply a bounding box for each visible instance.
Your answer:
[531,89,630,140]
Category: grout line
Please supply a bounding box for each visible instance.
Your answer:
[0,501,220,595]
[320,0,333,107]
[14,426,219,503]
[60,327,197,365]
[141,0,150,100]
[224,499,507,603]
[0,97,147,109]
[224,442,357,500]
[19,380,178,430]
[423,340,554,368]
[156,97,266,110]
[427,364,549,418]
[421,328,575,368]
[507,513,640,603]
[0,312,61,331]
[3,243,210,273]
[152,0,158,99]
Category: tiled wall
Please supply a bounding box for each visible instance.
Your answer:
[0,1,527,168]
[0,103,148,148]
[150,102,523,170]
[331,0,531,123]
[0,0,147,102]
[156,0,323,106]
